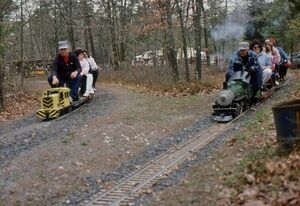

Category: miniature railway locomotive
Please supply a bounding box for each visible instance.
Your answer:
[212,71,253,122]
[36,87,90,120]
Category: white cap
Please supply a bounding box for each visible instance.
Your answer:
[237,42,249,50]
[58,41,69,50]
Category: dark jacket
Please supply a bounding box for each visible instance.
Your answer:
[227,50,261,78]
[52,52,81,79]
[226,50,262,95]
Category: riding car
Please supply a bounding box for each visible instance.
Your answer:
[291,53,300,69]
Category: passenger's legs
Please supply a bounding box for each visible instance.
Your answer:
[86,74,94,93]
[262,68,272,85]
[250,70,263,97]
[89,69,98,87]
[80,75,87,96]
[68,74,81,101]
[278,64,288,79]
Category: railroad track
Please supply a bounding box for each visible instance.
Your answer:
[0,101,89,141]
[83,110,249,206]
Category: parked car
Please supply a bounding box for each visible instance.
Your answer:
[291,53,300,69]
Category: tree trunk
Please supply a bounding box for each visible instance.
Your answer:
[82,0,95,57]
[0,62,3,110]
[194,0,202,80]
[29,22,35,59]
[20,0,25,89]
[107,0,119,70]
[175,0,190,82]
[84,26,89,51]
[52,0,60,56]
[67,0,76,50]
[162,0,180,82]
[201,0,210,65]
[0,17,4,110]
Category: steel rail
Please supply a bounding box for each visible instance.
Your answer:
[0,96,90,141]
[84,109,249,206]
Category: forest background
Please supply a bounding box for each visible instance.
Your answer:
[0,0,299,110]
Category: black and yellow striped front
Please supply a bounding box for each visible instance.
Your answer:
[36,109,60,119]
[37,87,71,120]
[48,109,60,118]
[43,97,53,109]
[36,110,47,119]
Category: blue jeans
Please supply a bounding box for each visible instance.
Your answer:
[250,70,263,96]
[48,74,82,101]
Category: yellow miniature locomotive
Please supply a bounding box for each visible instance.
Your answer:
[36,87,71,119]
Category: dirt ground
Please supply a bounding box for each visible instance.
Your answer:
[0,77,217,205]
[2,70,299,206]
[149,71,300,206]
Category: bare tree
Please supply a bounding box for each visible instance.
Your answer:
[194,0,202,80]
[81,0,96,57]
[201,0,210,66]
[159,0,179,82]
[107,0,120,70]
[176,0,190,82]
[20,0,25,88]
[0,0,16,110]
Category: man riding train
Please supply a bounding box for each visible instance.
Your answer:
[47,41,99,101]
[226,41,262,100]
[48,41,82,101]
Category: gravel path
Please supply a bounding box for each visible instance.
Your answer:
[0,90,115,166]
[62,79,294,206]
[0,78,294,206]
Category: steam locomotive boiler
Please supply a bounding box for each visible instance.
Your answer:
[212,70,254,122]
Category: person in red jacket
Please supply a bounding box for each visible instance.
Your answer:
[48,41,82,101]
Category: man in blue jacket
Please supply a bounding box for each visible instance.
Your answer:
[226,41,262,97]
[48,41,82,101]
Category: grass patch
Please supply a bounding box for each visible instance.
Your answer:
[235,132,249,141]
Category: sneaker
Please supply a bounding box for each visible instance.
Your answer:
[83,92,89,97]
[69,96,73,103]
[275,80,279,86]
[93,87,96,92]
[89,89,94,94]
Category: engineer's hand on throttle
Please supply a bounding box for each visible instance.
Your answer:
[52,76,59,85]
[245,66,255,74]
[70,71,78,79]
[233,61,242,71]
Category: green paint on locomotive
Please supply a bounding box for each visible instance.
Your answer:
[227,79,253,101]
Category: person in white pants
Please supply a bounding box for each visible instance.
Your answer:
[250,41,272,86]
[74,48,94,97]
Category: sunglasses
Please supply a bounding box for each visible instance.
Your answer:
[254,46,260,49]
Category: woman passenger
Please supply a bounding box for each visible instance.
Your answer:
[250,41,272,87]
[83,49,99,91]
[74,48,94,97]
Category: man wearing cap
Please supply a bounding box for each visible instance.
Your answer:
[48,41,82,101]
[226,41,262,98]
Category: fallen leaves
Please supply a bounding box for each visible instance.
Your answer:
[224,152,300,205]
[117,81,221,97]
[0,92,39,122]
[226,137,238,147]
